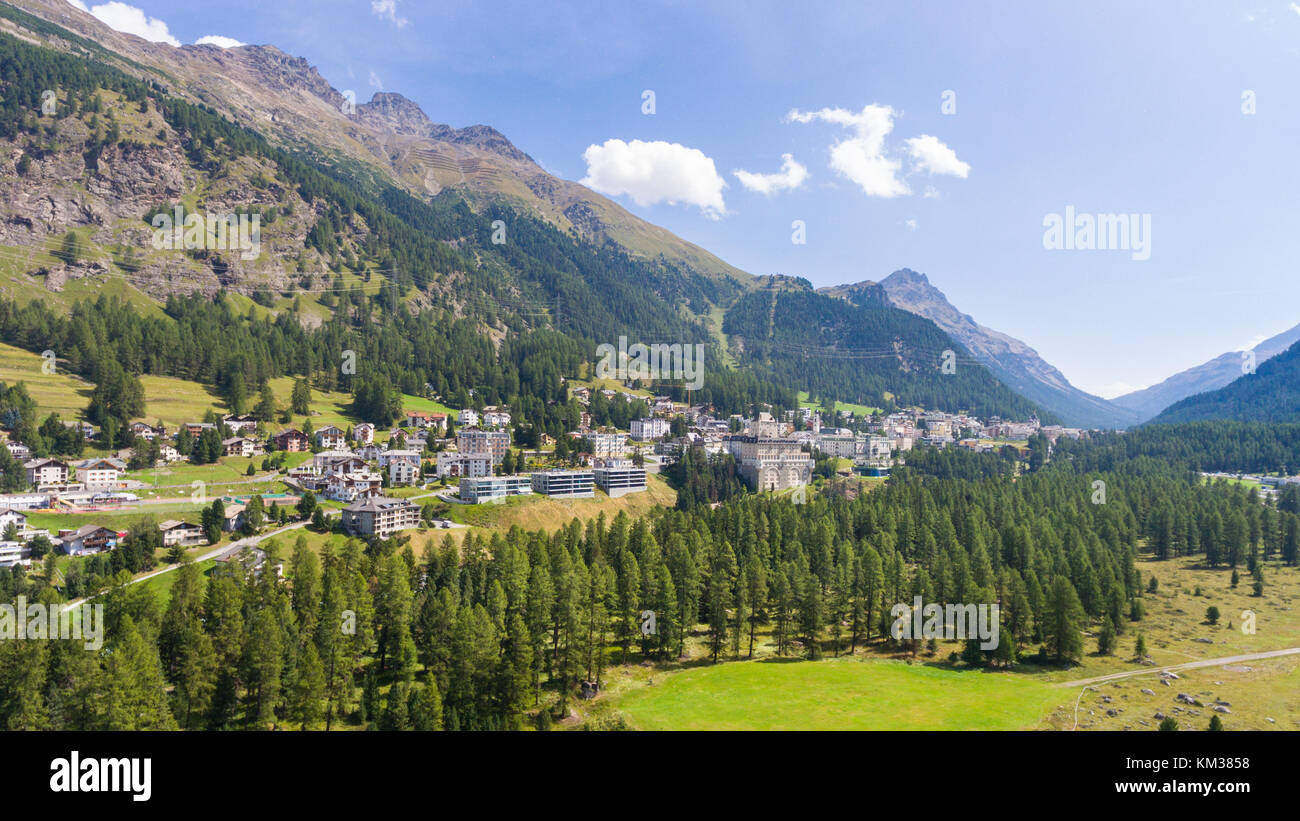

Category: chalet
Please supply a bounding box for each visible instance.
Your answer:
[57,525,122,556]
[272,429,309,452]
[5,441,30,461]
[74,458,125,487]
[24,458,69,487]
[221,504,247,532]
[158,444,182,463]
[0,540,29,567]
[0,509,28,537]
[222,436,264,458]
[377,449,422,468]
[314,452,366,474]
[324,470,383,502]
[458,409,480,428]
[403,411,433,428]
[387,456,421,486]
[354,423,376,444]
[129,422,164,441]
[483,410,511,428]
[315,425,346,450]
[184,422,217,439]
[159,520,207,547]
[64,420,95,439]
[341,496,421,538]
[222,414,260,435]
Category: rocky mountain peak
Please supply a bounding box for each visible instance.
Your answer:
[356,91,436,137]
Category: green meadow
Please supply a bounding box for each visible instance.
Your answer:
[613,657,1065,730]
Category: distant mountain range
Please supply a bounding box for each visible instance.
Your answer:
[822,269,1140,428]
[1112,322,1300,422]
[1150,336,1300,424]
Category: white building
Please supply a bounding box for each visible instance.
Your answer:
[630,418,670,441]
[24,458,69,487]
[460,475,532,504]
[593,464,647,497]
[725,435,814,492]
[435,451,493,479]
[341,496,421,538]
[530,470,595,499]
[74,458,125,487]
[387,456,421,486]
[584,432,628,459]
[325,470,383,502]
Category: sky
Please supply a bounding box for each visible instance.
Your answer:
[62,0,1300,399]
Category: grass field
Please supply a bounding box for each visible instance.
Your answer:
[797,390,881,418]
[593,552,1300,731]
[613,657,1065,730]
[450,474,676,531]
[0,343,92,417]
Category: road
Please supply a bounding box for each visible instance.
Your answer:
[1058,646,1300,688]
[59,519,315,612]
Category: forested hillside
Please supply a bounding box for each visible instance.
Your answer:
[724,284,1052,420]
[1,435,1290,730]
[1149,339,1300,425]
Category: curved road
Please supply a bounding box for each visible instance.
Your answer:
[1058,646,1300,688]
[58,519,316,612]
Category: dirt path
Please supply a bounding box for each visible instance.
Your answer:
[1058,646,1300,688]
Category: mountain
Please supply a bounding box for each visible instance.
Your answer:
[841,269,1138,428]
[1,0,752,291]
[1112,321,1300,421]
[1150,338,1300,424]
[724,279,1051,421]
[0,0,1050,424]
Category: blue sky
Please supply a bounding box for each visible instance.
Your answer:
[66,0,1300,398]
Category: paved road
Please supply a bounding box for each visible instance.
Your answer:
[1058,646,1300,688]
[59,519,315,612]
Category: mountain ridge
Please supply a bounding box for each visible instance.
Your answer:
[822,268,1138,428]
[1113,321,1300,421]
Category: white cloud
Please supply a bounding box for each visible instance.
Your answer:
[904,134,970,178]
[786,104,909,197]
[581,139,727,218]
[66,0,90,11]
[368,70,384,90]
[79,2,180,47]
[733,153,808,195]
[902,219,918,231]
[371,0,409,28]
[1290,2,1300,16]
[194,35,245,48]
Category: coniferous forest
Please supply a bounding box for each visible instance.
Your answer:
[0,439,1290,731]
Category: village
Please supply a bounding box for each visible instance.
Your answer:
[0,376,1088,571]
